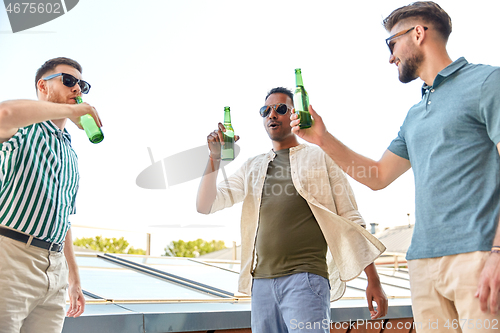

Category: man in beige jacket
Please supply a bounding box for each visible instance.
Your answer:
[197,87,387,333]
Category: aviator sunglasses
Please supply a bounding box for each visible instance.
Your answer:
[42,73,91,94]
[259,103,292,118]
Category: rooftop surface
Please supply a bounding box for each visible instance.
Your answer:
[62,253,412,333]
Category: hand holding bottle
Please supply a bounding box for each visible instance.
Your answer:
[207,122,240,158]
[74,96,104,144]
[294,68,312,129]
[69,102,101,129]
[290,104,328,147]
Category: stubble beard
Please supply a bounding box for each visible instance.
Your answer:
[399,52,424,84]
[399,54,424,83]
[46,86,70,104]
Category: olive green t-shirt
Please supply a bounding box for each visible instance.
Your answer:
[252,148,328,280]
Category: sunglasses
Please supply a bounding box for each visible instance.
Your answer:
[259,103,292,118]
[42,73,91,94]
[385,26,428,55]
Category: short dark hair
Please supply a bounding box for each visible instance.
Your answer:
[35,57,83,91]
[265,87,294,104]
[383,1,452,42]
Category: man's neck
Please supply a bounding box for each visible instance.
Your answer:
[38,96,68,130]
[419,48,453,86]
[51,118,67,130]
[272,137,300,151]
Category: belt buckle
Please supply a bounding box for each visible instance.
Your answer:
[49,241,63,252]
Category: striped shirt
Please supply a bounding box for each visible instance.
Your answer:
[0,121,79,244]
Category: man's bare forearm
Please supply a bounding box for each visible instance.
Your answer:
[291,107,410,190]
[64,228,80,285]
[364,262,381,283]
[196,155,221,214]
[0,100,74,130]
[318,132,386,190]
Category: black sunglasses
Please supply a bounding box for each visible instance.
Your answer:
[259,103,292,118]
[42,73,91,94]
[385,26,428,54]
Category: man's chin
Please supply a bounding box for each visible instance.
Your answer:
[398,72,418,84]
[266,132,281,141]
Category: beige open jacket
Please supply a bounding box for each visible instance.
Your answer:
[209,144,386,301]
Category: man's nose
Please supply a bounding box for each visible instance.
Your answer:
[389,53,396,64]
[72,82,82,94]
[268,107,278,118]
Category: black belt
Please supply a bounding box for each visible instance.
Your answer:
[0,227,64,252]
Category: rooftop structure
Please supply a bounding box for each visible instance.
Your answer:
[62,252,414,333]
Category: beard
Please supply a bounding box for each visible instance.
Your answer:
[398,51,424,83]
[45,83,71,104]
[47,90,67,104]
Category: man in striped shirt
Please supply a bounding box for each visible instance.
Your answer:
[0,57,102,333]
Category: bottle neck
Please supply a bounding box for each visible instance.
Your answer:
[295,72,304,86]
[224,111,231,124]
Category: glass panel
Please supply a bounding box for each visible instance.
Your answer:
[109,255,239,294]
[379,285,411,297]
[76,256,122,269]
[346,277,369,291]
[147,264,239,294]
[207,263,240,272]
[377,274,411,289]
[346,275,411,298]
[77,257,220,301]
[122,256,195,266]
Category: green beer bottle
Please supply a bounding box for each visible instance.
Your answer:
[75,96,104,144]
[221,106,235,161]
[294,68,312,129]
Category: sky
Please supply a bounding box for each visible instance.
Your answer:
[1,0,499,256]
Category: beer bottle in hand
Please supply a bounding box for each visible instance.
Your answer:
[294,68,312,129]
[75,96,104,144]
[221,106,235,160]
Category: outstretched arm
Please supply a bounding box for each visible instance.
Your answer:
[291,105,410,190]
[0,99,101,143]
[196,123,239,214]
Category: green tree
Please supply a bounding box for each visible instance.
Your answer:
[73,236,146,255]
[164,239,226,257]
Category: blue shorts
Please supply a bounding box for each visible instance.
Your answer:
[251,272,331,333]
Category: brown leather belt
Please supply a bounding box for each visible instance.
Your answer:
[0,226,64,252]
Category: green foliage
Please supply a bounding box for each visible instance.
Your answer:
[73,236,146,255]
[164,239,226,257]
[127,246,147,255]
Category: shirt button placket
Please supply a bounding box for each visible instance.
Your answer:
[426,88,433,111]
[56,131,64,241]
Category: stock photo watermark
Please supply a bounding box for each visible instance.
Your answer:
[136,145,241,190]
[136,146,378,199]
[290,318,499,331]
[2,0,79,33]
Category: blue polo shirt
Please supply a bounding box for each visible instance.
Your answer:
[388,57,500,260]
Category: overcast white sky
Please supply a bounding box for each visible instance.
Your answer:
[1,0,499,255]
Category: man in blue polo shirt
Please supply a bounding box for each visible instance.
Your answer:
[291,2,500,332]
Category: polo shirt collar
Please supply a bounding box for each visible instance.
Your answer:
[421,57,468,96]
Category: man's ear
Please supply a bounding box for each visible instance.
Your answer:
[37,79,48,96]
[415,25,427,45]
